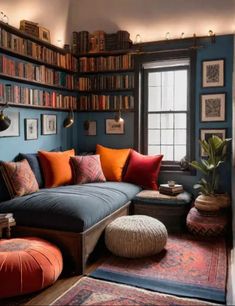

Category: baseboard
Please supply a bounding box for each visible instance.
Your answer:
[227,247,235,305]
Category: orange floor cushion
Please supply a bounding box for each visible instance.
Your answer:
[0,237,63,298]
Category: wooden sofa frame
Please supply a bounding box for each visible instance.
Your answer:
[13,201,131,275]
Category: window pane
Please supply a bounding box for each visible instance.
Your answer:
[149,72,161,87]
[162,85,174,110]
[161,129,173,145]
[174,113,187,129]
[161,145,173,160]
[148,145,160,155]
[148,87,161,111]
[148,114,160,128]
[174,145,186,161]
[174,70,187,111]
[161,114,173,128]
[148,130,160,144]
[162,71,174,87]
[174,130,186,145]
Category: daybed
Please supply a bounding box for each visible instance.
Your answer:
[0,182,141,274]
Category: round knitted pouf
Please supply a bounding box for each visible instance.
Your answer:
[105,215,168,258]
[0,237,63,298]
[186,207,227,237]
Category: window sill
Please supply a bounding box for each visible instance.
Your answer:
[160,169,196,176]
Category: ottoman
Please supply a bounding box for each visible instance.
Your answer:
[105,215,168,258]
[132,190,192,233]
[186,207,228,237]
[0,237,63,298]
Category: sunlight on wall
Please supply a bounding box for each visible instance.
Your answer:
[1,0,70,46]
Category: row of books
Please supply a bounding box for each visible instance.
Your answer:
[0,83,77,109]
[0,27,78,71]
[72,30,132,55]
[79,54,133,72]
[78,75,134,91]
[78,94,134,111]
[159,184,184,196]
[0,54,75,89]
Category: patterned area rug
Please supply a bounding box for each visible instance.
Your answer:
[90,234,227,303]
[51,277,218,305]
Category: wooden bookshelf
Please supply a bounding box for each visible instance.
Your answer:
[0,21,78,111]
[77,50,134,112]
[0,101,71,112]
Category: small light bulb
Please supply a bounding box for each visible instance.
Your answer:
[165,32,170,40]
[56,39,63,47]
[208,30,214,36]
[135,34,141,44]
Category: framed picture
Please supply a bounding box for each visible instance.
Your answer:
[201,93,226,122]
[24,118,38,140]
[84,120,97,136]
[41,114,57,135]
[39,26,50,43]
[0,111,20,137]
[200,129,226,157]
[202,59,224,87]
[105,119,124,135]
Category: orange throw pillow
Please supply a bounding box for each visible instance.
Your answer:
[38,149,75,188]
[96,144,130,181]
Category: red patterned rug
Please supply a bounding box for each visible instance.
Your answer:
[51,277,217,305]
[90,234,227,303]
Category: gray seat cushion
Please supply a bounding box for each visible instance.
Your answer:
[0,182,141,232]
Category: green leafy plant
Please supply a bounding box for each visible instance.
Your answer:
[190,135,231,196]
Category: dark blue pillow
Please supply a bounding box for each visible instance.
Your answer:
[18,153,44,188]
[0,165,11,202]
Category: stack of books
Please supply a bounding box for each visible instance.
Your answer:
[0,213,15,226]
[159,184,184,196]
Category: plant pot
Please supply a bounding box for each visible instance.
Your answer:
[215,193,230,209]
[194,194,220,214]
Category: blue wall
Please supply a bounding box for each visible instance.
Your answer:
[0,35,233,194]
[76,34,234,194]
[0,106,76,161]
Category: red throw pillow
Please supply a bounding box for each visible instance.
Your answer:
[70,155,106,184]
[123,150,163,190]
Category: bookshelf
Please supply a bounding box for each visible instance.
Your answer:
[77,51,134,111]
[0,21,78,111]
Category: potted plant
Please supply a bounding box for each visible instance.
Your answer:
[190,135,231,213]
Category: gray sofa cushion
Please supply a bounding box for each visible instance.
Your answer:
[0,182,141,232]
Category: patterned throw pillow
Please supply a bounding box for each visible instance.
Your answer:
[0,159,39,198]
[70,155,106,184]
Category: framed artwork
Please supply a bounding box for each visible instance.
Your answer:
[39,26,51,43]
[105,119,124,135]
[41,114,57,135]
[84,120,97,136]
[202,59,224,87]
[0,111,20,137]
[201,93,226,122]
[200,129,226,157]
[24,118,38,140]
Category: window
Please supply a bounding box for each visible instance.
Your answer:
[146,65,189,161]
[136,52,195,171]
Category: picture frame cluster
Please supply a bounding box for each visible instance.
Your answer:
[200,58,226,157]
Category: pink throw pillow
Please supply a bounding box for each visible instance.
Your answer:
[70,155,106,184]
[0,159,39,198]
[123,150,163,190]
